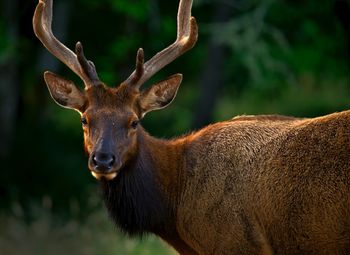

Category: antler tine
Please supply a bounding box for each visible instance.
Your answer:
[33,0,98,87]
[76,42,100,84]
[128,48,145,86]
[177,0,193,39]
[124,0,198,90]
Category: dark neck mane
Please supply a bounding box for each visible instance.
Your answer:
[100,131,174,236]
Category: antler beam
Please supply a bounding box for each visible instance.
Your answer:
[124,0,198,90]
[33,0,99,87]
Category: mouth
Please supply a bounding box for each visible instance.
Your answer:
[91,171,118,181]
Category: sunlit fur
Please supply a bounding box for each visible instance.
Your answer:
[91,171,117,180]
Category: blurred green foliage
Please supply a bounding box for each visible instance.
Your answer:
[1,0,350,253]
[0,202,175,255]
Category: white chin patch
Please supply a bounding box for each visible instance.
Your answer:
[91,171,117,181]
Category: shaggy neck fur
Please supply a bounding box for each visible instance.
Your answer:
[100,129,176,237]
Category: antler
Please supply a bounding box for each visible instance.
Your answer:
[33,0,99,87]
[124,0,198,90]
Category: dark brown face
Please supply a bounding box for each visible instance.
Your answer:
[43,72,183,181]
[82,86,140,180]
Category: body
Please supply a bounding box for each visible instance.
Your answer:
[102,111,350,254]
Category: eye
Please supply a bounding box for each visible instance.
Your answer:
[130,120,139,129]
[81,117,88,126]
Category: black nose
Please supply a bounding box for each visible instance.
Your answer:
[92,152,115,172]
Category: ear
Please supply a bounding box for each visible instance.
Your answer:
[44,71,86,112]
[138,74,182,117]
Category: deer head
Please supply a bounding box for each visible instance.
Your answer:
[33,0,198,180]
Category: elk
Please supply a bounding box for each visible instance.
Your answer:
[33,0,350,254]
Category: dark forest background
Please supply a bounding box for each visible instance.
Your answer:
[0,0,350,254]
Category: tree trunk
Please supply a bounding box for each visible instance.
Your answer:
[334,0,350,66]
[0,0,19,158]
[192,2,233,129]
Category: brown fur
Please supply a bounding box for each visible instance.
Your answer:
[163,111,350,254]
